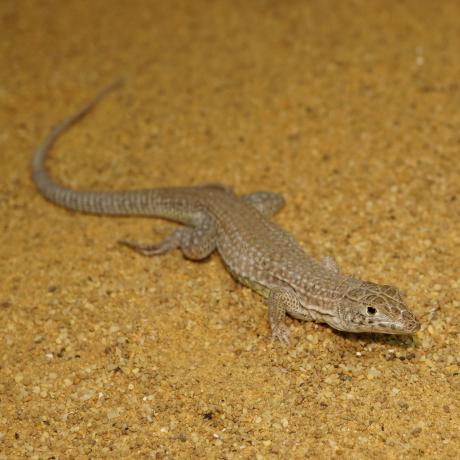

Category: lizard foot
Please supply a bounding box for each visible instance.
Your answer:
[271,324,291,345]
[119,228,186,256]
[118,239,172,256]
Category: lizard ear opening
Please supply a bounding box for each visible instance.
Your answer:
[367,306,377,315]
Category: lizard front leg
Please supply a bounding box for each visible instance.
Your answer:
[268,286,302,344]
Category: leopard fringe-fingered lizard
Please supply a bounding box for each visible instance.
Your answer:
[32,82,420,344]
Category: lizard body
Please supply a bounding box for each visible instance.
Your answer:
[32,83,420,343]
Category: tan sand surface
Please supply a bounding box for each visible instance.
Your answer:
[1,0,459,458]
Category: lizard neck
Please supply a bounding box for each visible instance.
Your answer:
[286,271,344,324]
[292,273,366,327]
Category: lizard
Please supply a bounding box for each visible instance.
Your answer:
[32,81,421,344]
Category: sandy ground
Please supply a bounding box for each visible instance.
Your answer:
[1,0,459,458]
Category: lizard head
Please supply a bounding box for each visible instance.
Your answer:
[334,279,420,334]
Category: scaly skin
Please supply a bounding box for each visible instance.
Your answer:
[32,82,420,343]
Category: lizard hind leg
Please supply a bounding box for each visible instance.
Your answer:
[119,214,217,260]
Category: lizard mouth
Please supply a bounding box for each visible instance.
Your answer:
[340,313,421,335]
[375,317,421,335]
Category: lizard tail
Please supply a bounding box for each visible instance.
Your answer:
[32,80,205,223]
[32,79,133,215]
[32,79,123,183]
[32,80,207,224]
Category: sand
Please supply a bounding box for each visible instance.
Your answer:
[1,0,459,458]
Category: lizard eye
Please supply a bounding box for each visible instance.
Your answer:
[367,306,377,315]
